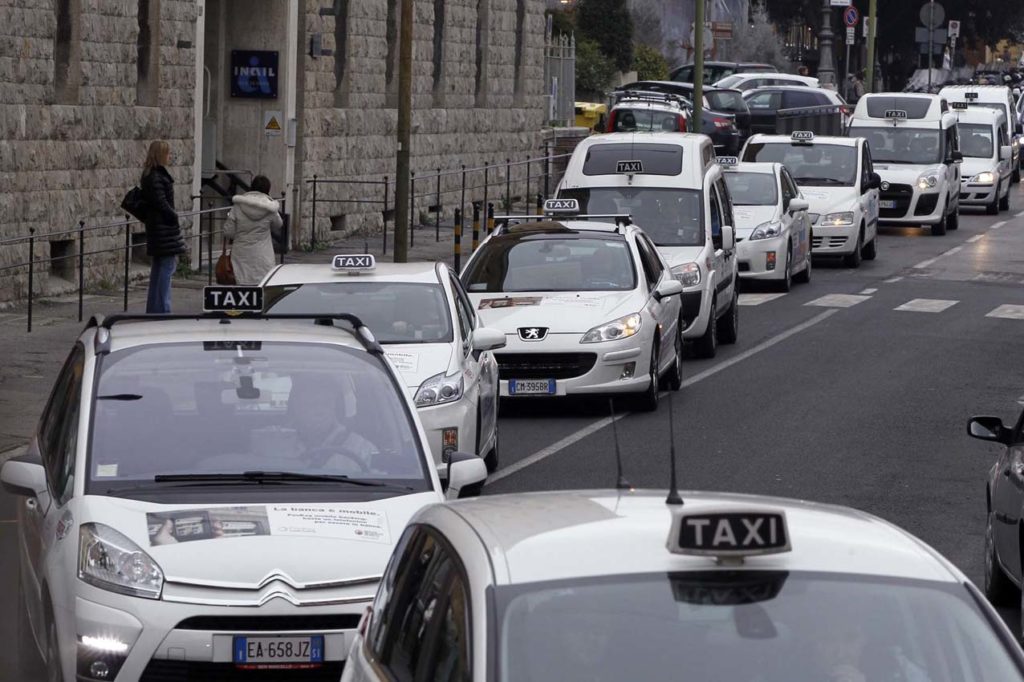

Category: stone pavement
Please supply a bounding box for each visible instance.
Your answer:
[0,224,465,459]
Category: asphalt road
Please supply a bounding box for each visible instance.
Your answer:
[5,188,1024,679]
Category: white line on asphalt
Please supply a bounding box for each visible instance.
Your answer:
[859,288,878,295]
[991,220,1007,230]
[738,293,787,306]
[805,294,871,308]
[914,257,938,269]
[914,243,966,269]
[486,309,839,486]
[1015,211,1024,218]
[884,276,903,283]
[967,234,985,243]
[894,298,958,313]
[986,304,1024,320]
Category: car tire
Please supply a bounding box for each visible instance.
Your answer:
[1000,189,1011,212]
[662,323,683,392]
[777,243,793,293]
[986,192,999,215]
[947,205,959,231]
[1013,166,1021,184]
[693,297,718,358]
[631,342,660,412]
[44,596,63,682]
[844,229,863,268]
[931,209,947,236]
[861,236,877,261]
[794,249,812,284]
[717,291,739,345]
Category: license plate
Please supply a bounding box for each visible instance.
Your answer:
[509,379,556,395]
[233,635,325,669]
[879,199,897,209]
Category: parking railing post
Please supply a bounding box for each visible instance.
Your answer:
[487,203,495,235]
[123,216,131,311]
[311,175,318,250]
[472,201,481,253]
[27,228,34,333]
[78,220,85,322]
[453,208,462,271]
[383,176,390,255]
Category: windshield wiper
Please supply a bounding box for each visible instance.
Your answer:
[97,394,143,401]
[152,471,411,489]
[793,177,848,185]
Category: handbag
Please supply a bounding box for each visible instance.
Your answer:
[121,186,148,222]
[215,238,236,285]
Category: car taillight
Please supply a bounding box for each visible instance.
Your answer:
[606,111,616,133]
[713,117,733,129]
[678,114,687,132]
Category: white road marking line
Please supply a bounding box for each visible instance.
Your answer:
[991,220,1007,230]
[738,293,787,306]
[884,276,903,283]
[859,288,878,295]
[486,309,839,486]
[967,234,985,243]
[913,257,938,269]
[805,293,871,308]
[914,242,968,269]
[894,298,959,313]
[1015,211,1024,218]
[986,304,1024,320]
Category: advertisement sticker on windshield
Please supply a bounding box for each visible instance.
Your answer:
[148,507,271,545]
[385,350,419,373]
[616,160,644,174]
[268,506,390,543]
[479,296,543,309]
[147,506,389,545]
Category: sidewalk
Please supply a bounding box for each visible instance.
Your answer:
[0,224,466,457]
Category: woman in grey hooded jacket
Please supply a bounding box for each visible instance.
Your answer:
[223,175,283,285]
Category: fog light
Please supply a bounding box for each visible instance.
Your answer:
[620,362,636,379]
[766,252,777,271]
[89,661,110,679]
[81,636,129,654]
[77,637,128,681]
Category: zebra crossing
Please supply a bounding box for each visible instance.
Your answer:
[737,292,1024,319]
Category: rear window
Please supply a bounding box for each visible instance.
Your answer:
[582,143,684,176]
[610,108,684,133]
[724,172,779,206]
[707,91,747,113]
[784,91,828,109]
[865,97,933,119]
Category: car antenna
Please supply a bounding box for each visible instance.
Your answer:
[666,393,683,506]
[609,399,632,490]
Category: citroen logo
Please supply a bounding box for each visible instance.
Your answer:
[880,181,890,191]
[518,327,548,341]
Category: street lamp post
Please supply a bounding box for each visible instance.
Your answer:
[818,0,836,87]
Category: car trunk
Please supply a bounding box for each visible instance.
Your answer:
[707,90,751,139]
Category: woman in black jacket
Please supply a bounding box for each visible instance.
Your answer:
[140,140,186,312]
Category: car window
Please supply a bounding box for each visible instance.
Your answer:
[88,341,430,494]
[727,172,780,207]
[945,124,960,161]
[557,187,705,248]
[582,143,684,176]
[368,525,420,656]
[784,90,826,109]
[781,170,798,208]
[611,107,683,133]
[707,91,746,113]
[959,123,994,159]
[40,343,85,503]
[634,235,662,290]
[745,91,780,111]
[709,185,723,241]
[427,567,471,682]
[858,127,943,165]
[449,273,474,347]
[744,142,859,186]
[716,178,735,229]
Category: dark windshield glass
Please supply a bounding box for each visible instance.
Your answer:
[858,127,943,164]
[497,571,1024,682]
[559,188,704,247]
[610,107,683,132]
[865,97,933,118]
[724,172,779,205]
[743,142,858,185]
[463,235,636,293]
[959,123,995,158]
[263,282,453,344]
[707,90,747,113]
[582,143,684,176]
[89,342,429,493]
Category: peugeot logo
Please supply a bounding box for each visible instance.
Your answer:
[880,181,890,191]
[518,327,548,341]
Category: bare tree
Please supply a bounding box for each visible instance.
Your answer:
[730,1,791,71]
[629,0,663,50]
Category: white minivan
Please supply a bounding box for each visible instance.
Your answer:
[555,132,740,359]
[939,84,1022,183]
[953,105,1013,214]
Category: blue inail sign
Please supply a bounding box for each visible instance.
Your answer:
[231,50,279,99]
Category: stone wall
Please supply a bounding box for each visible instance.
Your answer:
[0,0,199,302]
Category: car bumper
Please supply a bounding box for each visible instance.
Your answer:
[737,236,788,279]
[810,222,858,255]
[878,189,945,225]
[959,182,998,205]
[416,399,477,471]
[679,284,713,339]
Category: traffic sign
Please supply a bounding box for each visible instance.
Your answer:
[948,20,960,38]
[919,2,945,29]
[830,0,851,6]
[846,27,856,45]
[844,6,860,27]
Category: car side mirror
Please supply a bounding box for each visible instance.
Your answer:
[949,150,964,164]
[967,416,1011,445]
[444,452,487,500]
[867,172,882,190]
[1000,145,1012,161]
[1,454,47,498]
[653,279,683,301]
[787,198,809,215]
[721,225,735,251]
[472,327,506,352]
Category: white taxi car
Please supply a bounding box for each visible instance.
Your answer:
[261,257,505,473]
[741,131,881,267]
[719,157,812,290]
[939,84,1022,182]
[555,132,740,359]
[953,105,1014,213]
[0,293,487,682]
[460,201,683,412]
[848,93,962,236]
[343,489,1024,681]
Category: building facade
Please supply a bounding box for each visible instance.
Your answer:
[0,0,548,301]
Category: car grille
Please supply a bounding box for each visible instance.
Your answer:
[915,193,939,215]
[175,615,362,631]
[880,183,913,218]
[812,236,849,249]
[140,661,344,682]
[496,353,597,380]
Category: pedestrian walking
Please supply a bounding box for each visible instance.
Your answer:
[223,175,282,285]
[139,140,186,313]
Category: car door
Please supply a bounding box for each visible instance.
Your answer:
[446,271,488,453]
[714,177,738,305]
[635,234,679,368]
[745,90,781,135]
[943,123,962,198]
[859,142,880,241]
[780,168,809,265]
[449,271,497,455]
[992,414,1024,583]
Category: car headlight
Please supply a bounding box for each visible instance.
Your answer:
[750,221,783,240]
[822,211,855,226]
[671,262,701,287]
[79,523,163,599]
[808,213,820,225]
[916,175,938,190]
[972,171,996,184]
[414,371,464,407]
[580,313,642,344]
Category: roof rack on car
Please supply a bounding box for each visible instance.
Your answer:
[88,312,384,356]
[612,90,691,108]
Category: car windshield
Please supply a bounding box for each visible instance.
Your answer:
[716,75,743,89]
[724,172,779,205]
[558,188,704,247]
[263,282,453,344]
[707,90,747,113]
[743,143,858,186]
[611,107,683,132]
[959,123,995,158]
[497,571,1024,682]
[858,127,943,164]
[462,234,636,293]
[88,342,429,495]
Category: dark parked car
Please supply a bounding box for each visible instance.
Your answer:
[615,81,746,154]
[742,86,849,135]
[670,61,777,85]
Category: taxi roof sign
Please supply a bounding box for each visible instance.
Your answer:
[332,254,376,273]
[951,101,969,110]
[884,109,908,120]
[716,156,739,167]
[543,198,580,214]
[616,160,644,174]
[203,285,264,313]
[668,508,791,559]
[965,91,979,100]
[790,131,815,144]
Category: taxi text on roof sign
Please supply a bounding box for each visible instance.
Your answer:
[543,198,580,214]
[203,285,264,313]
[716,156,739,167]
[884,109,908,120]
[668,508,791,558]
[616,160,644,174]
[951,101,969,110]
[791,131,815,143]
[965,91,979,100]
[332,254,376,272]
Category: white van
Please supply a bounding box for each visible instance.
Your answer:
[939,84,1022,183]
[555,132,740,358]
[848,94,962,236]
[953,106,1013,213]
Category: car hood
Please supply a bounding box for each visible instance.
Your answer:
[795,187,858,215]
[960,157,997,178]
[382,343,455,391]
[470,291,642,334]
[872,164,943,184]
[657,245,706,270]
[732,205,779,236]
[79,492,438,586]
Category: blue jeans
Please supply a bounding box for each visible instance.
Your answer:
[146,255,177,313]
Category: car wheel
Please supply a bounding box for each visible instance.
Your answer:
[844,229,863,268]
[663,322,684,392]
[861,236,877,261]
[693,297,718,358]
[986,192,1000,215]
[931,210,947,236]
[794,249,812,283]
[947,206,959,230]
[1000,189,1011,212]
[985,511,1018,606]
[1013,166,1021,184]
[44,598,63,682]
[631,342,660,412]
[777,243,792,293]
[717,291,739,344]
